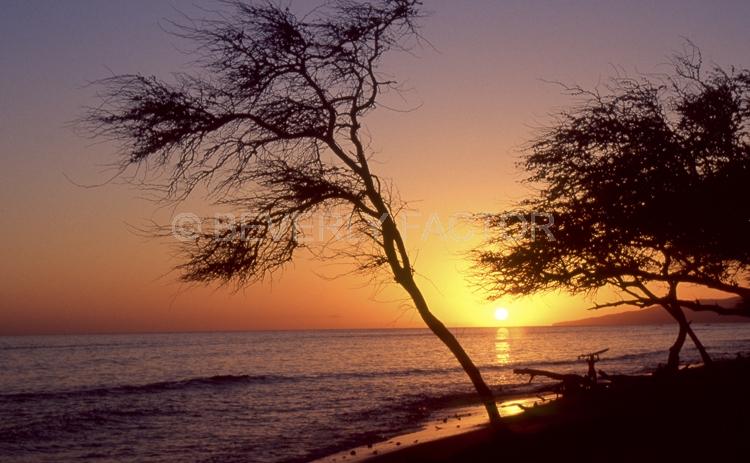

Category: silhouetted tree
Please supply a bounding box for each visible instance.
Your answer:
[81,1,502,423]
[475,47,750,370]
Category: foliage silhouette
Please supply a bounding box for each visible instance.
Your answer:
[475,46,750,370]
[81,0,502,423]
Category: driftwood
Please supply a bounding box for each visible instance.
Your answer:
[577,348,609,361]
[514,349,614,396]
[513,368,582,382]
[513,368,590,395]
[578,348,609,384]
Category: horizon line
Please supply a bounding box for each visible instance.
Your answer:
[0,324,554,337]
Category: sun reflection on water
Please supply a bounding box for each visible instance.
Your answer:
[495,327,511,366]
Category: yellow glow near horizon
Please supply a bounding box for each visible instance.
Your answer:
[494,307,509,321]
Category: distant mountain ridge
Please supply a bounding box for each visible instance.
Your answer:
[555,297,749,326]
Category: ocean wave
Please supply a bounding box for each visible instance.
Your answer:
[1,350,668,401]
[2,346,708,404]
[0,374,295,402]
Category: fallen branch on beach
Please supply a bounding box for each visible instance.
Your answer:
[513,368,586,383]
[513,368,591,395]
[514,349,619,396]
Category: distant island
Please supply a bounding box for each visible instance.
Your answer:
[555,297,750,326]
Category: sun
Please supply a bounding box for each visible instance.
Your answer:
[494,307,509,322]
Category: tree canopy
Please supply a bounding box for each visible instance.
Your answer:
[83,0,424,282]
[475,48,750,368]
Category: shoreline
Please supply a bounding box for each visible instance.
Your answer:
[318,357,750,462]
[312,393,556,462]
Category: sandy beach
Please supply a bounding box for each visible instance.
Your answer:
[314,394,554,463]
[322,358,750,462]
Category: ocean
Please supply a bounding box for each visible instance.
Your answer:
[2,324,750,462]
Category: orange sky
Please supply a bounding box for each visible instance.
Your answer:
[2,0,749,335]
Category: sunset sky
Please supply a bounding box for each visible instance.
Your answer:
[2,0,749,335]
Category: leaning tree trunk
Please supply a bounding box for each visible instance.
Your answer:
[376,210,502,425]
[666,319,688,371]
[684,320,713,366]
[664,303,713,368]
[676,306,713,365]
[400,274,502,425]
